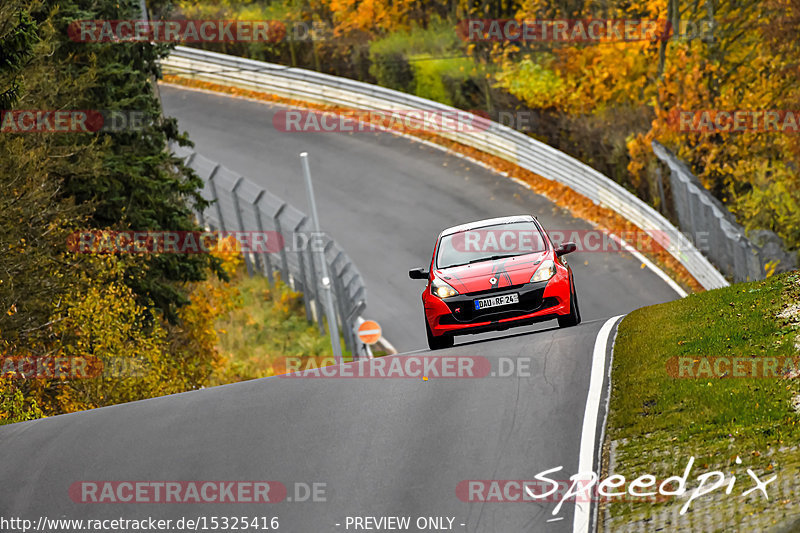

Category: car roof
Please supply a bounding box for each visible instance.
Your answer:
[439,215,537,237]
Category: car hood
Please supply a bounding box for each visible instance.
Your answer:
[434,252,548,293]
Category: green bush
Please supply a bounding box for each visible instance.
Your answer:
[368,19,483,103]
[410,54,476,106]
[0,383,43,426]
[368,50,413,93]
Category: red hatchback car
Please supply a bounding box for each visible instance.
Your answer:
[409,215,580,349]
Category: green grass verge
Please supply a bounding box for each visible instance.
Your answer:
[211,273,352,385]
[605,270,800,523]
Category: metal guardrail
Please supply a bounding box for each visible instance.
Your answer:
[161,45,729,291]
[653,141,797,282]
[172,145,369,359]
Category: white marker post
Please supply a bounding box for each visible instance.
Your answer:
[300,152,343,364]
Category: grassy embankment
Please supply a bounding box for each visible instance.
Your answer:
[604,270,800,528]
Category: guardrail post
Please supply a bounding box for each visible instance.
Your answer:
[342,273,365,357]
[349,301,369,360]
[272,204,291,285]
[327,249,355,356]
[206,164,225,232]
[304,236,324,332]
[230,177,254,277]
[182,152,208,228]
[330,260,354,356]
[251,191,274,284]
[293,218,313,323]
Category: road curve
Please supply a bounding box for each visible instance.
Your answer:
[0,84,679,533]
[157,84,678,352]
[0,318,615,532]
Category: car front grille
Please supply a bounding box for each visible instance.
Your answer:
[439,284,559,325]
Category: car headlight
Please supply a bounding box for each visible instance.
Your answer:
[431,278,459,299]
[530,259,557,282]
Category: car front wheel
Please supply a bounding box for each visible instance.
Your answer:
[558,280,581,328]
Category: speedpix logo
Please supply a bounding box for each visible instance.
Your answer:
[458,457,777,521]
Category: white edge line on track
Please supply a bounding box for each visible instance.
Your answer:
[572,314,625,533]
[592,315,622,533]
[160,82,690,300]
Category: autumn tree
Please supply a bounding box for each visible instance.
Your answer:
[0,0,237,423]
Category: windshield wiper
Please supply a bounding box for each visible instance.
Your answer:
[440,254,528,269]
[467,254,519,264]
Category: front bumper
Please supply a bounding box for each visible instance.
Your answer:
[423,270,573,337]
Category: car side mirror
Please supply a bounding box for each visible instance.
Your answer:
[408,267,429,280]
[555,242,577,256]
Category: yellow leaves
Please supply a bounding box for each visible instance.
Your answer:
[167,254,242,388]
[765,261,779,278]
[495,56,565,109]
[0,378,45,425]
[3,253,191,416]
[496,38,658,113]
[212,236,244,277]
[328,0,391,36]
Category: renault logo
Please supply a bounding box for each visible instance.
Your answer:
[489,277,497,285]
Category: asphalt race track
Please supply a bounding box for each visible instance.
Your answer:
[0,319,614,532]
[157,85,678,352]
[0,84,681,533]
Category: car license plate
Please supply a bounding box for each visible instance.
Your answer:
[474,293,519,310]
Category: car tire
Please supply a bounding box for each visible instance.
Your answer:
[426,320,454,350]
[558,280,581,328]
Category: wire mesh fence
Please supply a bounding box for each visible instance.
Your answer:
[173,145,370,358]
[653,141,797,282]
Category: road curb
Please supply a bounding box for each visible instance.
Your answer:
[574,315,625,533]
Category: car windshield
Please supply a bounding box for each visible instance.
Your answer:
[436,221,547,269]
